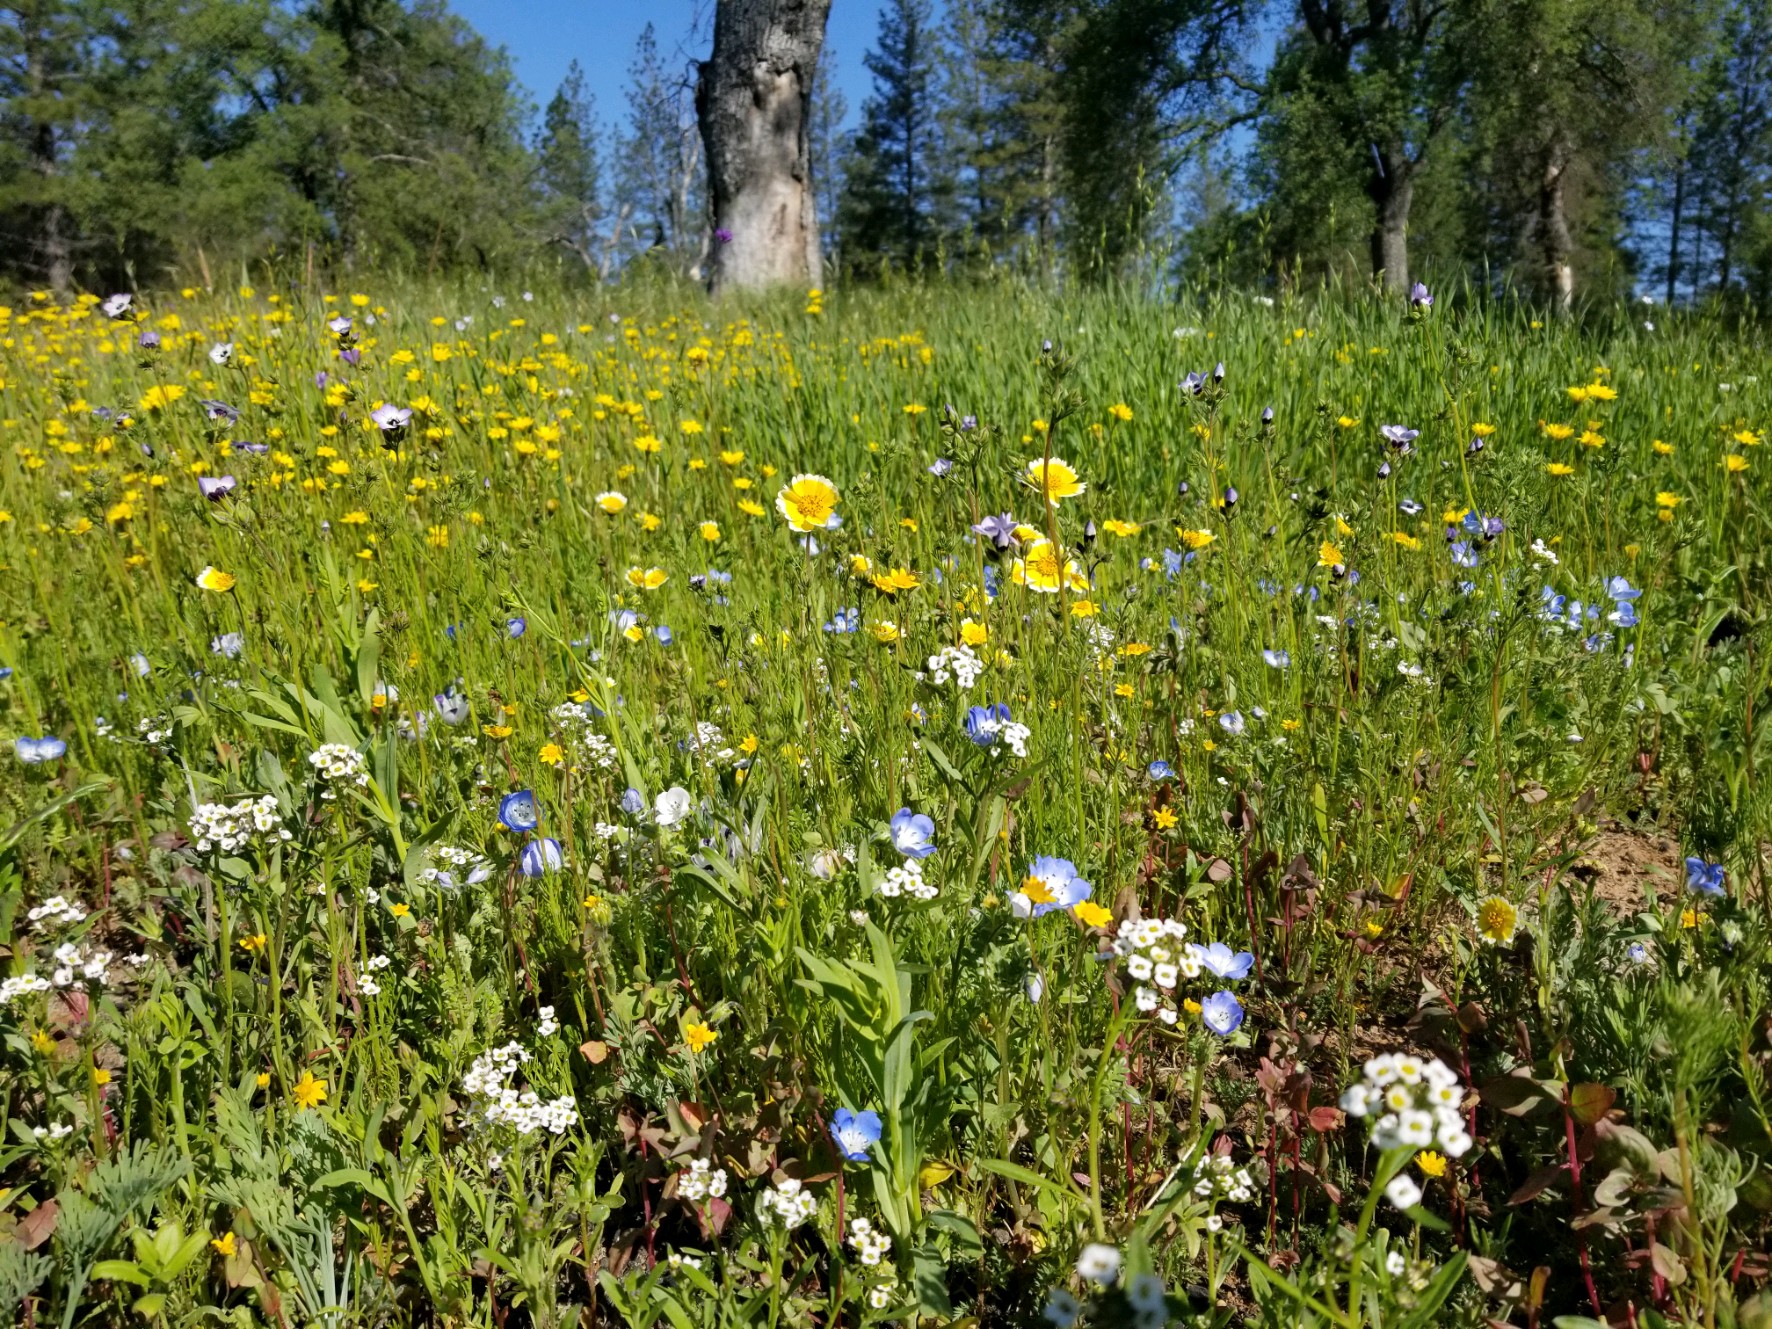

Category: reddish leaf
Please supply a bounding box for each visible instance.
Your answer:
[579,1040,609,1065]
[1569,1082,1616,1126]
[1308,1106,1344,1132]
[17,1199,57,1250]
[1205,858,1234,884]
[1506,1164,1567,1206]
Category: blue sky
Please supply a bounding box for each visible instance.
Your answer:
[449,0,886,132]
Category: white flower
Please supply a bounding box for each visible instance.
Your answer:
[537,1006,560,1037]
[208,341,234,365]
[758,1178,818,1228]
[677,1158,728,1202]
[1075,1242,1121,1285]
[1043,1288,1082,1328]
[1385,1174,1423,1210]
[655,786,693,827]
[1386,1250,1407,1276]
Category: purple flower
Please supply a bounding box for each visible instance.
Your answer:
[200,399,241,425]
[232,439,269,455]
[339,347,361,367]
[1201,990,1244,1036]
[830,1108,882,1161]
[1409,281,1433,309]
[520,837,564,877]
[1181,371,1206,395]
[327,315,353,336]
[197,475,237,500]
[1379,424,1419,449]
[137,330,160,350]
[714,227,734,244]
[1685,857,1725,896]
[371,403,412,433]
[971,513,1019,549]
[928,457,953,477]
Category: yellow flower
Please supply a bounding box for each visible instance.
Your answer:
[719,449,745,466]
[633,434,662,454]
[871,567,921,595]
[1585,382,1617,401]
[1578,430,1605,449]
[1655,491,1680,509]
[1653,440,1674,455]
[1543,422,1574,441]
[1073,900,1113,927]
[1012,538,1088,593]
[427,525,450,548]
[255,1072,271,1089]
[1417,1151,1448,1178]
[1318,540,1344,568]
[1282,719,1301,732]
[680,419,703,435]
[291,1071,328,1110]
[1471,422,1496,437]
[1733,429,1761,446]
[738,499,765,517]
[92,1068,111,1086]
[684,1022,717,1053]
[482,724,512,739]
[211,1232,238,1258]
[1107,402,1133,422]
[1546,462,1575,477]
[540,742,564,765]
[239,933,268,954]
[775,473,841,531]
[869,620,901,643]
[1726,454,1751,473]
[1071,599,1099,617]
[1475,895,1518,945]
[341,510,370,525]
[1023,456,1086,505]
[699,521,721,542]
[626,566,668,590]
[389,902,410,918]
[137,384,187,412]
[1390,531,1420,550]
[1102,519,1141,537]
[29,1029,54,1055]
[960,618,989,646]
[196,566,236,592]
[1337,415,1361,429]
[1152,807,1178,829]
[1566,385,1590,403]
[1178,528,1216,551]
[595,491,627,513]
[1681,907,1699,929]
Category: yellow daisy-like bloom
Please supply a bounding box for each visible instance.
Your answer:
[1656,491,1681,509]
[738,499,766,517]
[1546,462,1575,476]
[211,1232,238,1258]
[1543,422,1574,440]
[291,1071,328,1110]
[196,566,236,592]
[1073,900,1113,927]
[960,618,989,645]
[1578,430,1605,448]
[1023,457,1086,505]
[1417,1151,1448,1178]
[1475,895,1518,945]
[871,567,920,595]
[1337,415,1361,429]
[539,743,563,765]
[684,1022,718,1053]
[775,473,841,531]
[1471,422,1496,437]
[1566,385,1590,403]
[1585,383,1617,401]
[30,1029,54,1055]
[1107,403,1133,422]
[1726,454,1751,473]
[633,434,662,454]
[719,449,745,466]
[699,521,720,542]
[1653,440,1674,455]
[595,491,627,513]
[138,383,186,412]
[1102,519,1141,537]
[1152,807,1178,829]
[1012,538,1087,593]
[1317,540,1344,568]
[869,620,901,643]
[1390,531,1421,550]
[1178,528,1216,550]
[1071,599,1098,617]
[1733,429,1761,446]
[626,566,668,590]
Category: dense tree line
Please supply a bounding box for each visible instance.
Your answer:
[2,0,1769,306]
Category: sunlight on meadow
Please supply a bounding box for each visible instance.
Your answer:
[0,281,1768,1325]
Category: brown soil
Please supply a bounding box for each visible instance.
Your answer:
[1566,820,1683,916]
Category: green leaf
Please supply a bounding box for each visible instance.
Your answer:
[89,1260,151,1287]
[913,1242,953,1315]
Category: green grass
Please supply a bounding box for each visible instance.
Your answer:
[0,277,1768,1328]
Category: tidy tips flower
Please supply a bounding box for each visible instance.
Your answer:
[775,473,841,532]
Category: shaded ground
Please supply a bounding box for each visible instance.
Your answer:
[1567,820,1684,915]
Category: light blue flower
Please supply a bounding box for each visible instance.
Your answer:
[1685,856,1725,896]
[1218,711,1245,736]
[1013,856,1091,918]
[1609,602,1639,628]
[1191,942,1254,980]
[964,703,1011,747]
[830,1107,882,1162]
[620,787,646,816]
[499,790,539,832]
[1148,760,1175,781]
[889,808,937,859]
[520,837,564,877]
[824,607,862,634]
[1262,649,1289,668]
[14,736,66,764]
[1201,990,1244,1036]
[1604,576,1641,602]
[506,617,527,638]
[211,632,244,659]
[434,690,469,724]
[653,625,674,645]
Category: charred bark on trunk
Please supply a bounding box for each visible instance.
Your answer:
[696,0,831,294]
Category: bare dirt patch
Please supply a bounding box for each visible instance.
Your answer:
[1567,820,1682,915]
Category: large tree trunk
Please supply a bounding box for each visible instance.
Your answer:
[1366,144,1413,294]
[1539,132,1575,315]
[697,0,831,294]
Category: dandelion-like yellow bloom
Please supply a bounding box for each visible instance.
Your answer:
[960,618,989,646]
[1417,1151,1448,1178]
[595,491,627,513]
[1102,519,1141,537]
[1475,895,1518,945]
[871,567,920,595]
[699,521,720,542]
[211,1232,238,1258]
[869,620,900,643]
[1178,528,1216,550]
[291,1071,328,1110]
[626,567,668,590]
[1012,538,1087,593]
[1546,462,1575,477]
[1023,456,1086,505]
[1726,454,1751,473]
[775,473,840,531]
[1073,901,1113,927]
[1317,540,1343,567]
[1107,403,1133,422]
[684,1022,717,1053]
[1152,807,1178,829]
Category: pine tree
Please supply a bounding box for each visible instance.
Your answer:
[536,61,609,275]
[1684,0,1772,297]
[614,22,706,277]
[808,42,850,269]
[839,0,949,273]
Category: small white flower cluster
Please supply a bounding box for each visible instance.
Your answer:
[677,1158,728,1202]
[308,744,369,798]
[28,896,87,931]
[359,952,392,996]
[462,1042,579,1137]
[878,858,938,901]
[926,645,984,689]
[537,1005,559,1036]
[1339,1052,1472,1158]
[32,1122,74,1142]
[549,702,620,770]
[685,721,735,765]
[867,1284,896,1311]
[419,845,491,891]
[190,796,288,853]
[0,973,52,1005]
[1111,917,1199,1024]
[138,715,173,745]
[1190,1152,1256,1204]
[757,1177,818,1228]
[847,1216,892,1266]
[51,942,112,990]
[971,711,1031,758]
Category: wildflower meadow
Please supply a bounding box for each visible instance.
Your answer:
[0,278,1769,1328]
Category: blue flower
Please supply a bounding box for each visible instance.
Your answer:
[890,808,937,858]
[14,736,66,764]
[1604,576,1641,602]
[1161,548,1184,578]
[653,625,674,645]
[620,787,647,816]
[1191,942,1255,981]
[1684,856,1725,896]
[830,1107,882,1161]
[434,690,469,724]
[964,703,1012,747]
[211,632,244,659]
[506,617,527,638]
[1627,942,1650,964]
[1147,760,1175,781]
[1399,499,1423,515]
[1379,424,1419,447]
[499,790,539,832]
[1450,541,1479,569]
[1609,601,1639,628]
[129,653,151,677]
[1262,649,1289,668]
[520,837,564,877]
[1013,856,1091,918]
[928,457,953,477]
[1201,990,1244,1036]
[824,607,861,634]
[1218,711,1245,736]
